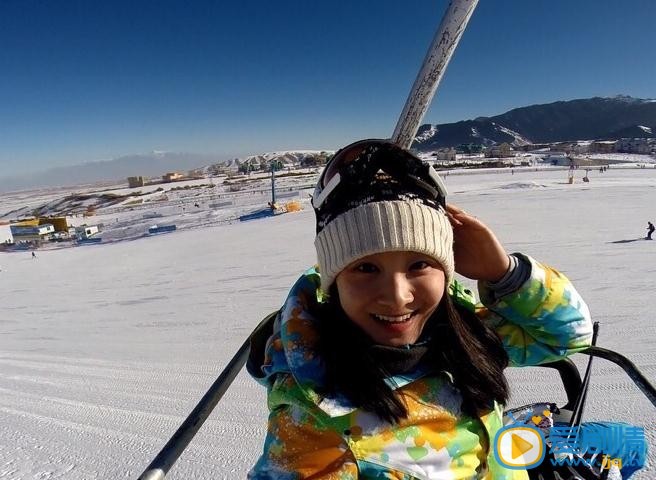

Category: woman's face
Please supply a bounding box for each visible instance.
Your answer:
[335,251,446,347]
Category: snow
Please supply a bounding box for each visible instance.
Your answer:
[492,123,532,146]
[1,167,656,479]
[415,125,438,143]
[587,153,656,163]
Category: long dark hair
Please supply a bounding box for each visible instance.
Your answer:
[316,287,510,424]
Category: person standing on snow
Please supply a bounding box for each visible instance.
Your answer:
[647,222,654,240]
[247,139,593,479]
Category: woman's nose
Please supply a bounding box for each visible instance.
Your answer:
[376,274,414,307]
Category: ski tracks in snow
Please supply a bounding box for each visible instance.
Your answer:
[0,352,265,479]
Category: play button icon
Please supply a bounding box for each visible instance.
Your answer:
[494,425,545,469]
[511,433,534,458]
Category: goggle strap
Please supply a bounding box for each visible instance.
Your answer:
[427,165,448,199]
[407,175,439,199]
[312,171,341,210]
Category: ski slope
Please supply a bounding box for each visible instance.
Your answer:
[1,167,655,479]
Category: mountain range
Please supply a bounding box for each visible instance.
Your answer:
[2,95,655,192]
[0,152,231,193]
[412,95,656,150]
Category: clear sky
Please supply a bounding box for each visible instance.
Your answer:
[1,0,654,177]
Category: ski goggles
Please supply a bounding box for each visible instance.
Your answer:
[312,139,448,212]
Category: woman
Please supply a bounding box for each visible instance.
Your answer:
[247,139,593,479]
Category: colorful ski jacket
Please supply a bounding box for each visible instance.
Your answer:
[247,255,593,479]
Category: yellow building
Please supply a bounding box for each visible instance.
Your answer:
[39,217,68,232]
[13,218,39,226]
[163,172,183,182]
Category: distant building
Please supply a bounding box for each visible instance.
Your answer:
[39,217,68,232]
[187,169,206,179]
[485,143,513,158]
[75,225,100,239]
[162,172,184,182]
[13,218,39,226]
[542,153,570,165]
[456,143,484,154]
[570,142,591,154]
[0,222,13,244]
[128,176,145,188]
[432,148,457,162]
[615,138,652,154]
[10,222,55,242]
[550,142,576,153]
[514,143,550,152]
[589,141,617,154]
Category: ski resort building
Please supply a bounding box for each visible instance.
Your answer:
[75,225,100,239]
[128,176,145,188]
[0,223,13,244]
[432,148,457,162]
[485,143,513,158]
[456,143,484,154]
[542,153,570,165]
[10,222,55,242]
[615,138,653,154]
[162,172,183,182]
[38,217,69,232]
[589,141,617,154]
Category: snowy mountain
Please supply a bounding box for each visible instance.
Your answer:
[413,120,530,149]
[413,95,656,150]
[203,151,332,174]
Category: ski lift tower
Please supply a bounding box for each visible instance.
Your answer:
[270,161,276,207]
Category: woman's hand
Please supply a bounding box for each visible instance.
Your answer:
[446,204,510,282]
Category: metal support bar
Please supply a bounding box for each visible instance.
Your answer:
[580,346,656,409]
[137,311,278,480]
[392,0,479,149]
[569,322,600,427]
[538,358,583,411]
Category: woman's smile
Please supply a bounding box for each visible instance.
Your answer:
[335,251,446,347]
[371,312,415,323]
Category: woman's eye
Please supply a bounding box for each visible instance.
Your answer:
[355,263,378,273]
[410,261,430,271]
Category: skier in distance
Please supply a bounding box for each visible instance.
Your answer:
[647,221,654,240]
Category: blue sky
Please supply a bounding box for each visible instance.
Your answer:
[1,0,654,177]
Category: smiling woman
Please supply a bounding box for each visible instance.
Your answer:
[246,139,594,479]
[335,251,446,347]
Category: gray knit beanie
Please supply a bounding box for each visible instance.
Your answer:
[313,140,453,290]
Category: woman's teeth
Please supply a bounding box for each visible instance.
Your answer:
[372,313,414,323]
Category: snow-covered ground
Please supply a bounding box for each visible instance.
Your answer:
[1,166,655,479]
[587,152,656,164]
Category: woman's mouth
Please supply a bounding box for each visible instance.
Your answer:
[370,312,415,324]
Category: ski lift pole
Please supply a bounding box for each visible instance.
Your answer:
[392,0,479,149]
[271,162,276,206]
[137,311,277,480]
